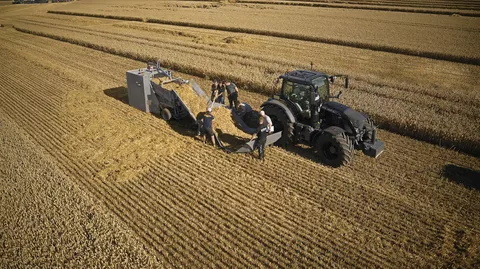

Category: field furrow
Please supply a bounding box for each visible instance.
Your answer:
[9,22,480,156]
[0,20,479,269]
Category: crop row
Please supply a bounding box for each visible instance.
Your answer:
[47,10,480,65]
[235,0,480,15]
[0,34,397,268]
[2,29,480,267]
[9,28,479,231]
[10,18,480,157]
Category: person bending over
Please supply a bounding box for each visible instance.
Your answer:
[201,108,216,147]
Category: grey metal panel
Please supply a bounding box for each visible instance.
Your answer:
[143,75,154,113]
[127,71,148,112]
[191,80,210,103]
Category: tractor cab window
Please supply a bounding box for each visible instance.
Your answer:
[312,77,329,101]
[283,80,311,112]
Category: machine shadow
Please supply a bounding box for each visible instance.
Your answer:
[442,164,480,191]
[103,86,197,138]
[104,87,129,104]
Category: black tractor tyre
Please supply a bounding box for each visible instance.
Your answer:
[262,104,294,146]
[243,110,260,129]
[161,108,172,121]
[315,132,354,167]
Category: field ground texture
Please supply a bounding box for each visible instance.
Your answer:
[4,8,480,155]
[0,115,159,267]
[0,1,479,268]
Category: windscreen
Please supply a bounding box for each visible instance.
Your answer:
[312,77,329,100]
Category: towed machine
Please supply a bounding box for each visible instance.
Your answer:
[125,62,281,153]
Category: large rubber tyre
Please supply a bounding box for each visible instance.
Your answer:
[243,110,260,129]
[315,132,354,167]
[262,104,294,146]
[161,108,172,121]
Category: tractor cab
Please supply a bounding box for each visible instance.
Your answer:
[278,70,331,122]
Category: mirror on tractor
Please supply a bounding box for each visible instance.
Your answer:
[329,91,343,99]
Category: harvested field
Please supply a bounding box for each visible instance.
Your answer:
[236,0,480,15]
[0,114,159,267]
[7,14,480,156]
[1,27,480,268]
[46,0,480,63]
[1,1,480,268]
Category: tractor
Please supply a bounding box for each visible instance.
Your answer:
[260,70,384,167]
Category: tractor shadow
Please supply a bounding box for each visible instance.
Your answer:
[283,143,319,163]
[442,164,480,191]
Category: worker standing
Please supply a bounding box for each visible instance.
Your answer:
[201,108,216,147]
[216,81,226,104]
[250,116,269,160]
[225,81,239,109]
[210,80,219,102]
[259,110,273,133]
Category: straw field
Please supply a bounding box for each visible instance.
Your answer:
[47,0,480,64]
[7,12,480,156]
[1,1,479,268]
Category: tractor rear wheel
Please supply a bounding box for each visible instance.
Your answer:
[262,104,294,146]
[161,108,172,121]
[315,132,354,167]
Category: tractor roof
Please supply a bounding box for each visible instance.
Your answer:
[280,70,328,85]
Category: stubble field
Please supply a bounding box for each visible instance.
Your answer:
[1,0,479,268]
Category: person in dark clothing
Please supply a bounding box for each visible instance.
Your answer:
[250,116,268,160]
[225,81,239,109]
[201,108,216,146]
[211,80,219,102]
[216,81,226,104]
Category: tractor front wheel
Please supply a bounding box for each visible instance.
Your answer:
[315,132,354,167]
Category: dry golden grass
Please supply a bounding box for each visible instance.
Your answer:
[0,115,159,267]
[0,28,479,268]
[236,0,480,16]
[46,0,480,64]
[158,78,251,144]
[8,14,480,156]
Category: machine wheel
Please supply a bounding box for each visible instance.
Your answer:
[262,104,294,146]
[315,131,354,167]
[161,108,172,121]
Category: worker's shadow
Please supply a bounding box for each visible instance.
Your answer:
[442,164,480,190]
[216,130,249,150]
